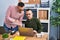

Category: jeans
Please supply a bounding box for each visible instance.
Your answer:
[3,23,18,33]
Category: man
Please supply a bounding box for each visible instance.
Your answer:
[4,2,25,33]
[25,9,43,33]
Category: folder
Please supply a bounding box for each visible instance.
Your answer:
[13,36,26,40]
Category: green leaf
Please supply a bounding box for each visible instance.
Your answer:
[2,33,9,38]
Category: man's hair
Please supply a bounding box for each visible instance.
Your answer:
[18,2,25,7]
[26,9,31,11]
[26,9,33,14]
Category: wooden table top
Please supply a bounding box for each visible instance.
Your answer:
[0,31,48,40]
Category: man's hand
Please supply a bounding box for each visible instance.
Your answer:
[33,30,37,34]
[16,20,22,26]
[12,20,18,24]
[15,20,19,23]
[13,20,22,27]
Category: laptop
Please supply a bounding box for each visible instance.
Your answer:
[18,27,34,37]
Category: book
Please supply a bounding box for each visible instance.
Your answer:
[19,0,40,4]
[38,10,48,20]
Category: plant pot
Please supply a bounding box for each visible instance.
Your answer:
[3,38,8,40]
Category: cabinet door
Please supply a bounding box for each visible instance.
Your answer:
[19,0,40,4]
[38,10,48,20]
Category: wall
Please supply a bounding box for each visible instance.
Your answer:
[49,0,58,40]
[0,0,18,26]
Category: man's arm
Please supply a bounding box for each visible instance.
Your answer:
[36,19,43,33]
[19,11,24,22]
[6,6,16,22]
[17,12,24,26]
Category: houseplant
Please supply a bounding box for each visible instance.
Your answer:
[51,0,60,40]
[2,33,9,40]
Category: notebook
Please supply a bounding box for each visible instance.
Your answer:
[13,36,26,40]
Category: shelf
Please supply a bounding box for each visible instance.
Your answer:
[37,8,50,10]
[24,8,50,9]
[37,8,50,22]
[40,20,48,23]
[22,19,48,23]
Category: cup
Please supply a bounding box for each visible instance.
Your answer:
[36,33,42,38]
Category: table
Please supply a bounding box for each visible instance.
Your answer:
[0,31,48,40]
